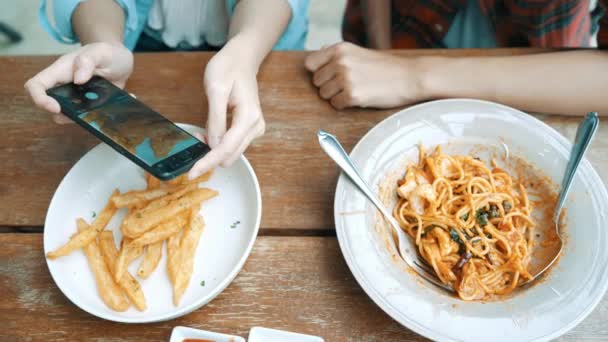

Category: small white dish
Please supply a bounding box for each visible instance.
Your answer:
[44,124,262,323]
[334,99,608,341]
[169,326,245,342]
[248,327,324,342]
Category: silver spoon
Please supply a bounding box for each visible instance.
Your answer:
[318,130,453,292]
[524,112,599,284]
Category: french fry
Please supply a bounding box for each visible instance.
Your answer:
[166,174,186,186]
[76,219,129,311]
[94,189,120,232]
[120,184,197,238]
[173,209,205,305]
[139,184,198,213]
[146,173,161,189]
[166,233,181,285]
[114,239,143,282]
[46,224,99,260]
[122,188,217,238]
[46,191,118,259]
[137,241,163,279]
[182,169,213,185]
[126,241,145,264]
[130,213,188,246]
[111,185,186,208]
[98,231,147,311]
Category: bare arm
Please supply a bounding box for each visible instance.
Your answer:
[420,50,608,116]
[227,0,292,70]
[187,0,293,178]
[72,0,125,44]
[362,0,391,49]
[306,43,608,115]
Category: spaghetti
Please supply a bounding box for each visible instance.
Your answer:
[393,146,535,300]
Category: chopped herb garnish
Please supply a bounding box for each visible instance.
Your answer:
[200,280,205,287]
[503,200,512,213]
[489,205,499,219]
[460,212,470,221]
[423,225,438,235]
[476,209,489,227]
[92,211,97,218]
[136,212,142,219]
[450,228,462,244]
[230,220,241,229]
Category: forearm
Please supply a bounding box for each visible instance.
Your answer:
[362,0,390,49]
[228,0,292,71]
[72,0,125,45]
[419,51,608,116]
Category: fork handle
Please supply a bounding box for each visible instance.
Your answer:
[555,112,599,222]
[317,130,399,227]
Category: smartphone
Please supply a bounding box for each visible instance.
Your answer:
[46,76,210,181]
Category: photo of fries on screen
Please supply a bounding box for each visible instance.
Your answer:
[45,170,216,311]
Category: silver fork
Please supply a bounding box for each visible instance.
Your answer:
[318,130,453,292]
[524,112,599,284]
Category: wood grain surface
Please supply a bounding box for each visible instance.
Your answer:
[1,50,607,341]
[3,50,605,231]
[1,234,606,341]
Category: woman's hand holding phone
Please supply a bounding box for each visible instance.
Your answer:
[187,36,266,180]
[24,42,134,124]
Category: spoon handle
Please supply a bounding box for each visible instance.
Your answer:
[555,112,599,221]
[317,130,396,225]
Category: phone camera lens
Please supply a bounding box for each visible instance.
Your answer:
[84,91,99,100]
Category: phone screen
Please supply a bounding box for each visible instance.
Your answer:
[49,78,200,167]
[79,97,199,166]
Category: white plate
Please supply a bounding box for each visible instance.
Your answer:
[334,99,608,342]
[169,326,245,342]
[249,327,324,342]
[44,124,261,323]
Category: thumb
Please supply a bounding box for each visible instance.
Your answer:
[73,53,97,84]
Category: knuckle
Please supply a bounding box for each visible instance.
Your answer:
[334,54,348,67]
[339,70,352,85]
[333,42,350,55]
[330,98,344,110]
[312,73,323,87]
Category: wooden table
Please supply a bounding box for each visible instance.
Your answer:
[1,49,606,341]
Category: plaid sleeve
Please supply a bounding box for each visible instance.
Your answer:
[342,0,367,46]
[502,0,593,47]
[598,0,608,48]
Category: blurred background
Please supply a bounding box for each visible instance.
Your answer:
[0,0,346,55]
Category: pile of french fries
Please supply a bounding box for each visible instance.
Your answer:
[46,170,217,312]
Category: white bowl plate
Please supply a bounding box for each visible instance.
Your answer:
[334,99,608,342]
[44,124,261,323]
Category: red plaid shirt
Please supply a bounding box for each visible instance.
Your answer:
[343,0,608,48]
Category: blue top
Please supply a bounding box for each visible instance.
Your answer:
[38,0,309,50]
[442,0,497,48]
